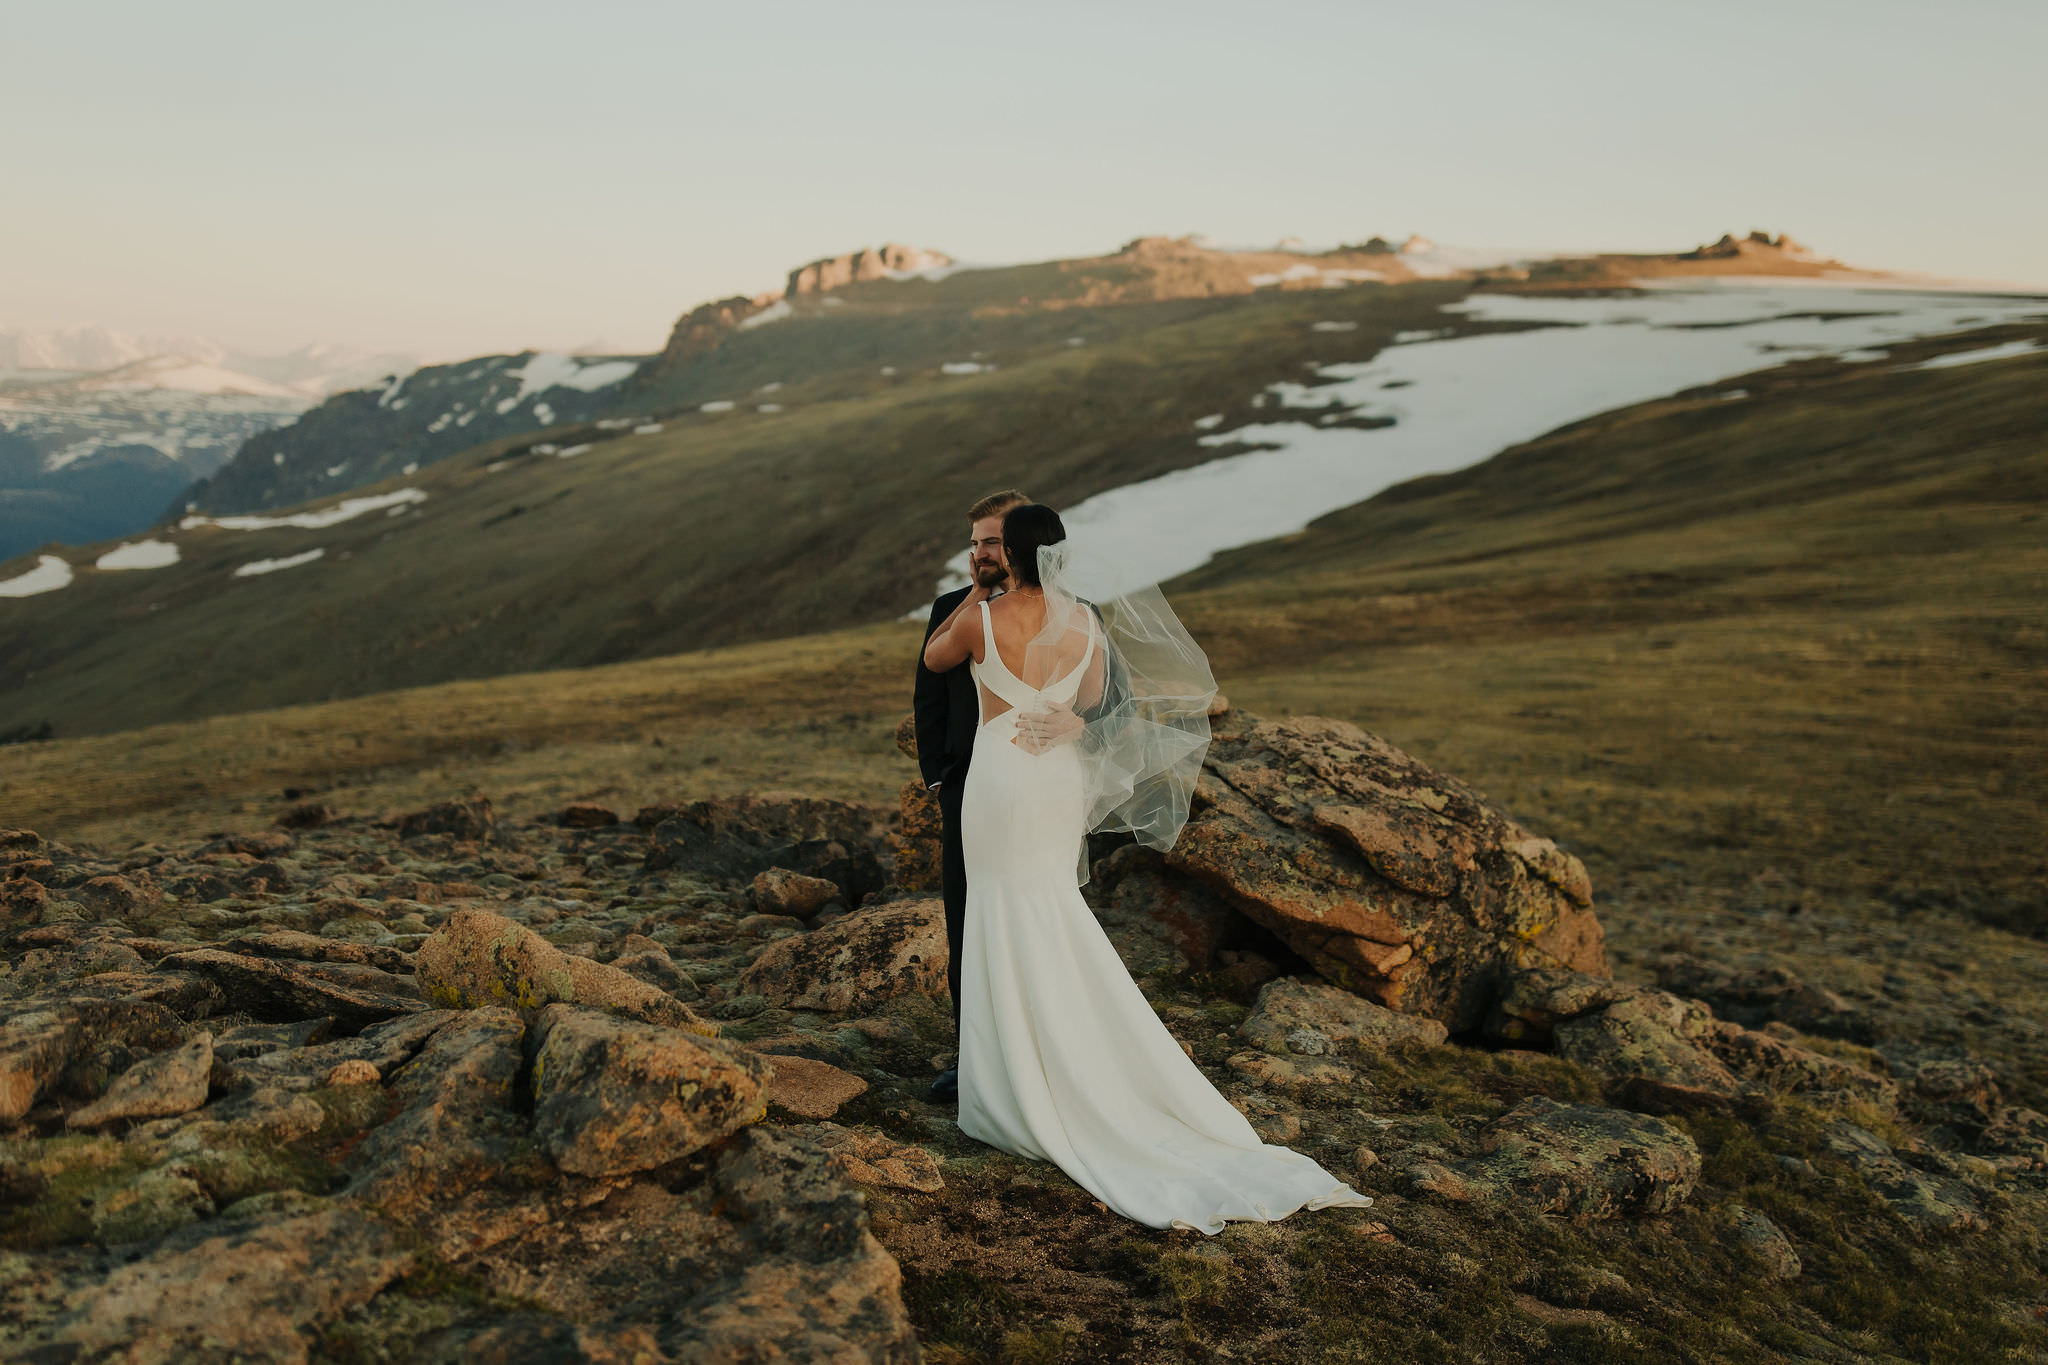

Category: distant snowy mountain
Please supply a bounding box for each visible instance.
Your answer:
[0,327,415,398]
[175,349,649,517]
[0,328,418,558]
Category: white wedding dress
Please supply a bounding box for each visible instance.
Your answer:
[954,599,1373,1234]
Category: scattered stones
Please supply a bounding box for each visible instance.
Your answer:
[642,794,886,905]
[415,907,717,1037]
[529,1004,770,1178]
[759,1051,870,1119]
[1165,713,1607,1031]
[737,898,948,1013]
[68,1032,214,1129]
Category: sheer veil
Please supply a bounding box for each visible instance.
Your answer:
[1021,540,1218,885]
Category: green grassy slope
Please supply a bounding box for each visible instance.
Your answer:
[0,281,1471,738]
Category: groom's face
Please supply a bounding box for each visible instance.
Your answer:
[969,513,1009,589]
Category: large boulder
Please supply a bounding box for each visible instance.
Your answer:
[1165,713,1606,1031]
[415,907,717,1037]
[643,794,887,905]
[737,899,948,1013]
[529,1004,771,1178]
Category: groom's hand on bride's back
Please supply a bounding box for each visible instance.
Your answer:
[1014,703,1085,754]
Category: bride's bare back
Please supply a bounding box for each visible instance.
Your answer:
[976,590,1103,723]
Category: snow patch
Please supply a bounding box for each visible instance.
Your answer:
[962,282,2048,597]
[96,539,180,570]
[738,301,793,330]
[701,401,735,413]
[492,353,639,415]
[556,444,592,459]
[1193,414,1225,430]
[182,486,427,532]
[1311,321,1359,333]
[0,554,73,597]
[233,548,324,578]
[634,423,663,435]
[941,362,995,375]
[1907,338,2045,370]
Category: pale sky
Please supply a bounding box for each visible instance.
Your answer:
[4,0,2043,362]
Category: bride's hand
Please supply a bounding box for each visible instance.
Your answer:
[1014,702,1084,754]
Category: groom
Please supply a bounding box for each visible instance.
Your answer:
[914,488,1032,1102]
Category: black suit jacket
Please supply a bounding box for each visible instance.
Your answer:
[914,587,1130,791]
[914,587,978,791]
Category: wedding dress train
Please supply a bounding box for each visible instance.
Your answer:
[954,600,1373,1234]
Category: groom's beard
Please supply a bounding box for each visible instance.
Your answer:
[973,561,1008,589]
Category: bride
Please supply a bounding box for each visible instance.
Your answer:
[920,502,1373,1235]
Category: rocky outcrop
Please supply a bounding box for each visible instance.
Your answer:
[51,1206,415,1365]
[159,948,420,1033]
[737,898,948,1013]
[530,1004,770,1178]
[1401,1097,1701,1220]
[1237,975,1450,1057]
[1824,1121,1988,1233]
[67,1031,213,1129]
[653,292,784,367]
[1089,844,1246,976]
[415,906,718,1037]
[1166,713,1605,1031]
[786,244,952,295]
[1495,966,1896,1114]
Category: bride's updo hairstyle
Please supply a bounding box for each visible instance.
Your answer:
[1001,504,1066,589]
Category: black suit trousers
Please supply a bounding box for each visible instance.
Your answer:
[938,779,967,1037]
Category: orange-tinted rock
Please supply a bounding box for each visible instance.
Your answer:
[759,1052,868,1120]
[415,907,716,1037]
[737,899,947,1014]
[530,1004,769,1178]
[1167,713,1606,1031]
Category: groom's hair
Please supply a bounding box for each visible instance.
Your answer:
[1001,504,1066,588]
[968,488,1032,521]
